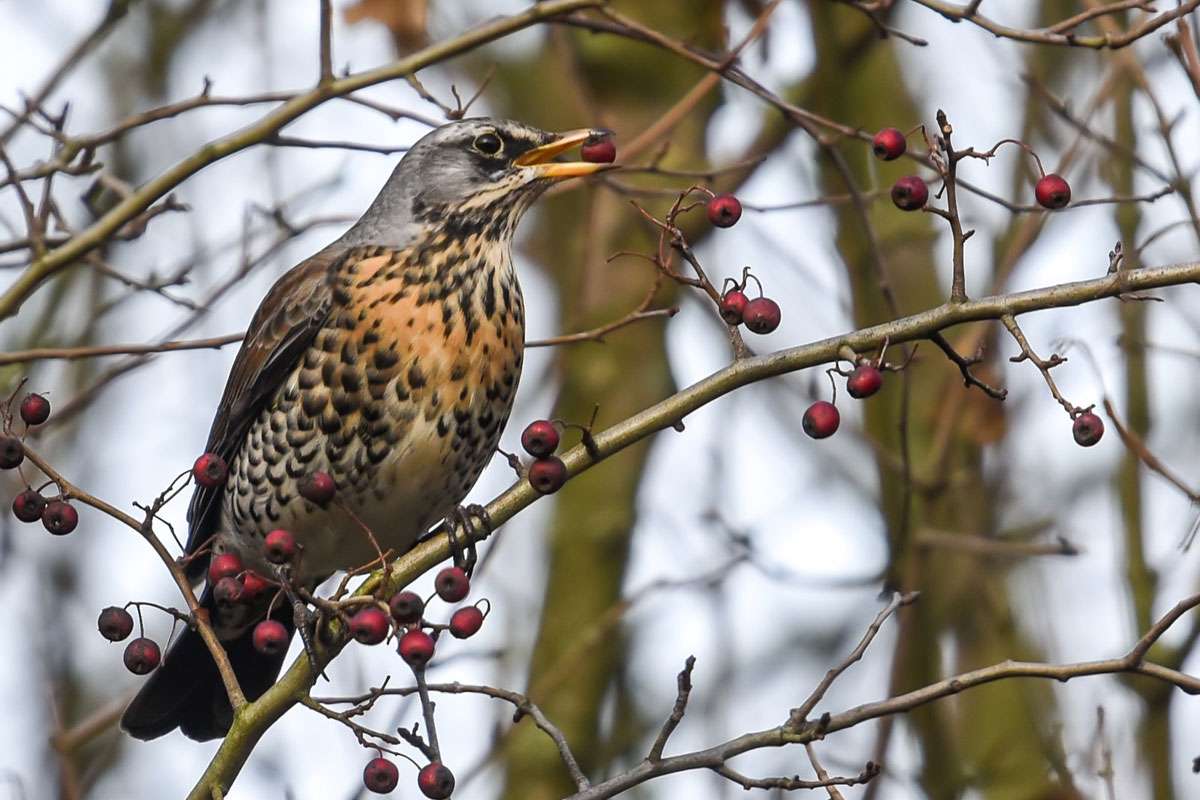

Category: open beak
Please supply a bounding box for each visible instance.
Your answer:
[514,128,615,179]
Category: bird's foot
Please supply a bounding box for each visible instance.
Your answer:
[291,599,323,675]
[272,564,325,677]
[445,504,491,576]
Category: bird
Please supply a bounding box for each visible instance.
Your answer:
[120,118,611,741]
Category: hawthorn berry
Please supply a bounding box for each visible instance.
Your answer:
[521,419,559,458]
[389,590,425,624]
[263,528,297,564]
[528,456,567,494]
[417,762,455,800]
[581,135,616,164]
[872,127,907,161]
[435,566,470,603]
[399,628,435,667]
[42,500,78,535]
[847,365,883,399]
[123,637,161,675]
[891,176,928,211]
[252,620,290,656]
[240,570,270,601]
[720,289,749,325]
[802,401,841,439]
[743,297,781,334]
[449,606,485,639]
[98,606,134,642]
[19,393,50,426]
[0,436,23,469]
[208,552,243,583]
[1035,173,1071,209]
[363,757,400,794]
[1072,412,1104,447]
[213,576,244,606]
[706,193,742,228]
[192,452,228,488]
[350,606,390,645]
[12,489,45,523]
[298,471,336,505]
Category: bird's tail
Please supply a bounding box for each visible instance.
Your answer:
[121,591,294,741]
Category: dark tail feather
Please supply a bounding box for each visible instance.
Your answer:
[121,593,294,741]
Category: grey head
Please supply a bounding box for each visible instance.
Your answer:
[341,117,612,248]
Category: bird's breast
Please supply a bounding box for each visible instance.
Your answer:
[221,245,524,580]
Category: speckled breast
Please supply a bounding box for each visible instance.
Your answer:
[221,245,524,580]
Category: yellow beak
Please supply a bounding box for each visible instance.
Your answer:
[514,128,615,179]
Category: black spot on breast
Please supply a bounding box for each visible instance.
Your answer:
[408,364,426,389]
[374,349,399,369]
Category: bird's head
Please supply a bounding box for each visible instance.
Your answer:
[347,118,613,246]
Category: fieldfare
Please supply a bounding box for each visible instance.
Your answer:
[121,118,609,741]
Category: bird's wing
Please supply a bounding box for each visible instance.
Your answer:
[183,246,343,569]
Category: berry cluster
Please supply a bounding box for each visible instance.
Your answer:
[3,394,82,535]
[97,606,163,674]
[802,360,888,440]
[352,565,482,796]
[522,419,567,494]
[871,126,1072,212]
[719,269,781,334]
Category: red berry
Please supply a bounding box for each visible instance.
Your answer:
[123,637,161,675]
[1072,412,1104,447]
[1035,173,1071,209]
[802,401,840,439]
[719,290,748,325]
[872,127,907,161]
[192,452,228,488]
[846,365,883,399]
[0,436,23,469]
[706,193,742,227]
[19,393,50,426]
[42,500,78,535]
[891,176,928,211]
[363,757,400,794]
[208,552,243,583]
[581,136,616,164]
[350,606,390,645]
[521,419,559,458]
[435,566,470,603]
[399,629,435,667]
[12,489,45,523]
[298,471,336,505]
[252,620,290,656]
[743,297,781,334]
[213,576,244,606]
[98,606,134,642]
[417,762,455,799]
[240,570,271,601]
[263,528,297,564]
[528,456,567,494]
[449,606,484,639]
[389,590,425,624]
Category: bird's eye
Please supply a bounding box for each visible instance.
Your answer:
[473,133,503,156]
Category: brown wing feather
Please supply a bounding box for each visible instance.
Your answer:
[184,247,342,569]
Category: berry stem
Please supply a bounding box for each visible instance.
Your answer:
[1000,314,1081,417]
[934,110,970,304]
[411,666,442,761]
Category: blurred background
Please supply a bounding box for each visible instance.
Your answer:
[1,1,1199,798]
